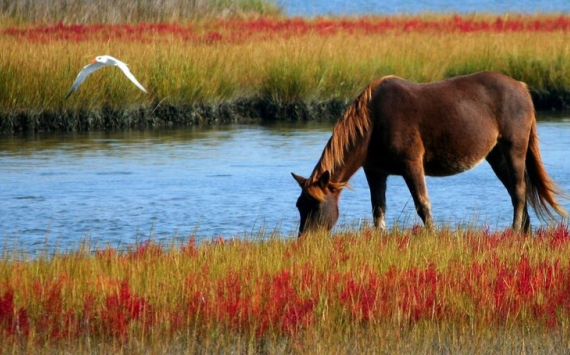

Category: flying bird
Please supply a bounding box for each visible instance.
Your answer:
[65,55,148,99]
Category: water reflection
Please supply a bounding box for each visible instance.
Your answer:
[0,116,569,254]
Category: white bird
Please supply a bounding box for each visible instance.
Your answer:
[65,55,148,99]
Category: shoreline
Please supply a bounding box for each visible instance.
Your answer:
[2,91,569,134]
[0,98,348,134]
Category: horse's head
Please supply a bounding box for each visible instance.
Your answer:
[291,171,345,237]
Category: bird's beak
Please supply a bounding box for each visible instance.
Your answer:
[91,58,97,63]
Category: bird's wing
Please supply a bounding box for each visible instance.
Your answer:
[116,63,148,93]
[64,62,107,99]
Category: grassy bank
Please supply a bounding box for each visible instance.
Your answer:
[0,0,282,24]
[1,224,570,353]
[2,15,570,133]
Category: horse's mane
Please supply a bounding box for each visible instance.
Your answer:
[309,79,383,183]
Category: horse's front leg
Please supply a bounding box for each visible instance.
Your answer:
[402,162,434,229]
[364,169,388,230]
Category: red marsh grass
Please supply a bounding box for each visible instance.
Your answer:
[1,224,570,353]
[1,15,570,114]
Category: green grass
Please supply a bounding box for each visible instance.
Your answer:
[3,28,570,111]
[0,0,283,24]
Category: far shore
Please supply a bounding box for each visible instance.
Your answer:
[1,92,569,134]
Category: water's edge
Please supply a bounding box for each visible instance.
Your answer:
[0,99,348,134]
[2,92,569,134]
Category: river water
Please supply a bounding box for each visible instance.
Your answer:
[1,115,569,253]
[280,0,570,17]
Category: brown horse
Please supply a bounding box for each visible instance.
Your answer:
[292,72,567,235]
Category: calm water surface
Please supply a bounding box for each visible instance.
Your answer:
[280,0,570,16]
[1,116,569,253]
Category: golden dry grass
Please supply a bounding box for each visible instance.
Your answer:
[1,19,570,113]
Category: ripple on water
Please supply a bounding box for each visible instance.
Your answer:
[0,120,569,253]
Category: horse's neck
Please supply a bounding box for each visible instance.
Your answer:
[311,135,368,184]
[331,149,365,183]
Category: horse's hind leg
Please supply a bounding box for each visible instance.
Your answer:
[486,144,530,232]
[402,162,433,229]
[364,169,388,230]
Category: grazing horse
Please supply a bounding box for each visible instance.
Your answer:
[292,72,567,235]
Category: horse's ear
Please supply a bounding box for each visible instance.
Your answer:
[318,171,331,189]
[291,172,307,187]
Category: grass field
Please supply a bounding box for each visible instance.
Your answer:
[2,7,570,353]
[0,0,283,24]
[1,224,570,353]
[2,15,570,133]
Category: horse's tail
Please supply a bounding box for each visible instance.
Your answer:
[525,117,568,220]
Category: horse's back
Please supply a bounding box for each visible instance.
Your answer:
[371,72,532,118]
[366,72,535,176]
